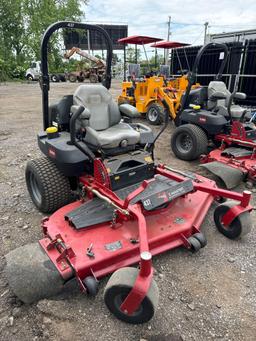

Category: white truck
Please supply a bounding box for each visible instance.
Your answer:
[25,61,41,81]
[25,61,66,82]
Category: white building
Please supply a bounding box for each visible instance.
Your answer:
[206,29,256,43]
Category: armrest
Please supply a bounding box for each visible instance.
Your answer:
[209,91,227,101]
[71,105,91,119]
[233,92,246,100]
[119,104,141,118]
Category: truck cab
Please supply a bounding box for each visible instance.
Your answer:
[25,61,41,81]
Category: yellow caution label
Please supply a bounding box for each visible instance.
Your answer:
[144,156,153,163]
[46,126,58,134]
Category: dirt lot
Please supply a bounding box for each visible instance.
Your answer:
[0,80,255,341]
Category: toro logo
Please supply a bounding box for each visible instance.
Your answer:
[199,116,207,123]
[48,148,56,158]
[157,192,168,202]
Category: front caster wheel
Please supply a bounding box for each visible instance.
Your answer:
[104,267,159,324]
[214,200,252,239]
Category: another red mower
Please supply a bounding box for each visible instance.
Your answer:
[171,42,256,188]
[5,22,253,324]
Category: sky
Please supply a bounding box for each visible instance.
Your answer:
[83,0,256,51]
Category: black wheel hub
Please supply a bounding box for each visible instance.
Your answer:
[114,292,143,317]
[148,108,159,122]
[176,133,193,152]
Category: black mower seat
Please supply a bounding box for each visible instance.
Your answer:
[72,84,153,150]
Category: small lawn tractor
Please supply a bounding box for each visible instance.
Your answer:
[117,36,196,125]
[171,42,256,188]
[5,23,253,324]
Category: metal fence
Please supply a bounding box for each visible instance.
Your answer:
[170,40,256,106]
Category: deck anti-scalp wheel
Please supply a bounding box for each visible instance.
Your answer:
[83,276,99,296]
[146,103,165,126]
[104,267,159,324]
[214,200,252,239]
[193,232,207,248]
[188,236,202,252]
[26,157,72,213]
[171,124,208,161]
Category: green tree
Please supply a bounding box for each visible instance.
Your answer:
[0,1,26,61]
[126,47,141,64]
[0,0,88,80]
[23,0,87,59]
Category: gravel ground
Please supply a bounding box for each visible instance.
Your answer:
[0,80,255,341]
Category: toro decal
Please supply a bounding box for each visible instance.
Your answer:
[48,148,56,158]
[199,116,207,123]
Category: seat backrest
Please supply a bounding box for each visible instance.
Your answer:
[73,84,121,131]
[181,86,208,109]
[207,81,231,110]
[128,64,140,78]
[160,65,170,78]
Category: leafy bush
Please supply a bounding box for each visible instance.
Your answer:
[0,58,11,81]
[11,65,26,79]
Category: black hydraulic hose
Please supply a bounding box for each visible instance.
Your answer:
[152,99,170,144]
[70,106,95,160]
[41,21,113,130]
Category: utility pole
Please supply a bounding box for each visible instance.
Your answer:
[204,22,209,44]
[165,16,171,64]
[87,30,91,54]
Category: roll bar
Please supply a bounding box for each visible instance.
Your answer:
[41,21,113,130]
[180,42,229,112]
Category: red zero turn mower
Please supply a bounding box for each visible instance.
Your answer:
[171,42,256,188]
[5,23,253,324]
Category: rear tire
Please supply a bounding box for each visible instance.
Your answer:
[171,124,208,160]
[25,157,72,213]
[146,103,164,125]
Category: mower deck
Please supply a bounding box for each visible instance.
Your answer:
[40,172,215,282]
[201,147,256,188]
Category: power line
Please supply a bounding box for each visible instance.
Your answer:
[191,29,204,45]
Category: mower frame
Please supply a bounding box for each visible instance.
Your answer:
[39,162,252,316]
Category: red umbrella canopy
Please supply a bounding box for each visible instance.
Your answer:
[150,41,190,48]
[118,35,163,45]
